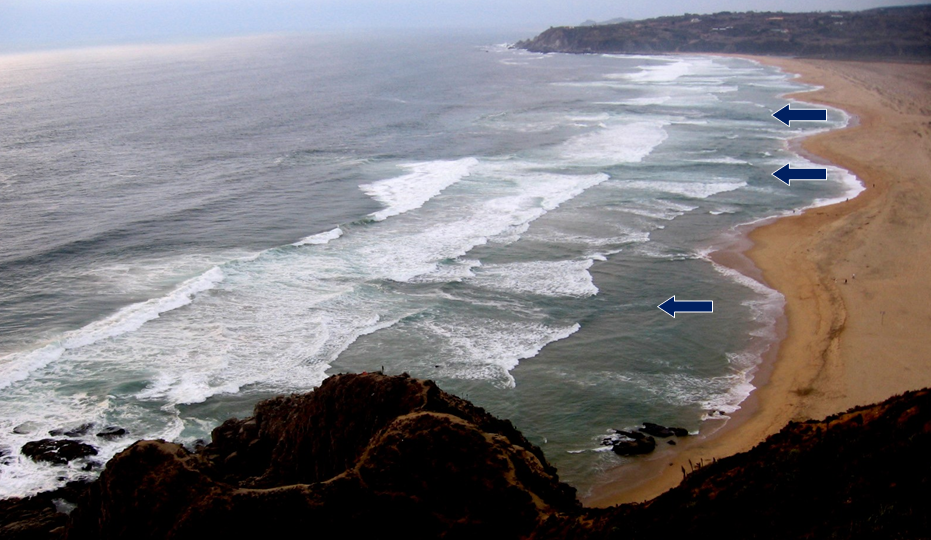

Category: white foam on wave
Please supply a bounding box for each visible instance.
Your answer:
[82,252,250,296]
[360,157,478,221]
[422,318,581,388]
[0,267,224,391]
[67,267,224,349]
[469,259,598,297]
[559,122,668,166]
[357,169,610,283]
[692,250,786,416]
[611,96,672,106]
[409,259,482,284]
[110,278,408,409]
[526,227,651,248]
[808,168,865,208]
[702,250,785,330]
[293,227,342,246]
[615,199,699,220]
[690,156,750,165]
[616,179,746,199]
[624,60,693,82]
[568,113,611,123]
[617,369,753,418]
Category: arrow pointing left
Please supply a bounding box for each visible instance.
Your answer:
[772,104,827,126]
[658,296,714,318]
[772,164,828,186]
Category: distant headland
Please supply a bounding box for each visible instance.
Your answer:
[514,4,931,61]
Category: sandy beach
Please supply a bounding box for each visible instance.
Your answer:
[585,57,931,507]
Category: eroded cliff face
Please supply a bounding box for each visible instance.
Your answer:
[64,373,579,540]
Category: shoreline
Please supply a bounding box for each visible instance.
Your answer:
[584,57,931,507]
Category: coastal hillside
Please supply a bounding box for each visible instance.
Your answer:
[515,5,931,60]
[2,374,929,538]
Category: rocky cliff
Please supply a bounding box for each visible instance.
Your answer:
[515,5,931,60]
[3,374,929,539]
[64,373,579,539]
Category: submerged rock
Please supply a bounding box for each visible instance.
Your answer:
[636,422,690,438]
[639,422,675,438]
[94,427,127,440]
[48,424,95,438]
[12,422,40,435]
[670,426,689,437]
[611,435,656,456]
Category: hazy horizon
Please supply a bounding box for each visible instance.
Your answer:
[2,0,929,53]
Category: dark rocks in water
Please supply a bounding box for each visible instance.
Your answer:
[638,422,690,438]
[21,439,98,465]
[48,424,94,438]
[614,429,648,440]
[611,435,656,456]
[94,427,126,440]
[65,373,580,540]
[639,422,675,438]
[667,440,677,445]
[607,424,687,454]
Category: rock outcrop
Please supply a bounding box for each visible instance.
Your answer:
[65,373,579,540]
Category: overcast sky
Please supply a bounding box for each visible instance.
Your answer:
[1,0,927,51]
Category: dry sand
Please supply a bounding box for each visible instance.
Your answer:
[584,57,931,507]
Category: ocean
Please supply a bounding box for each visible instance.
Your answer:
[0,31,860,498]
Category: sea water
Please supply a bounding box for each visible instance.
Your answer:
[0,31,859,497]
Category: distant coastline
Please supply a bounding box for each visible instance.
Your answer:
[514,5,931,62]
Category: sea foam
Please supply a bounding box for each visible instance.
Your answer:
[293,227,342,246]
[469,259,599,297]
[0,267,224,391]
[559,122,668,165]
[360,157,478,221]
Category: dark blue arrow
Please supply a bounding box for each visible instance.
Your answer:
[772,164,827,186]
[773,104,827,126]
[773,105,828,126]
[658,296,714,318]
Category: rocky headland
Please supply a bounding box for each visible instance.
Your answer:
[1,372,929,539]
[515,5,931,60]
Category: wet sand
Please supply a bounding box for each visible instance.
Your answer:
[585,57,931,507]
